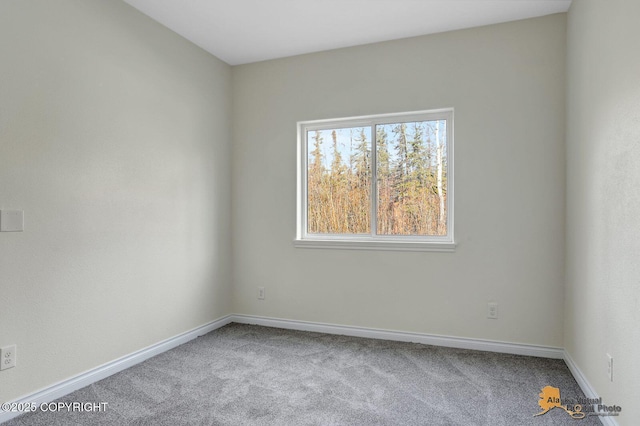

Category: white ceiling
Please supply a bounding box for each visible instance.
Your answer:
[123,0,571,66]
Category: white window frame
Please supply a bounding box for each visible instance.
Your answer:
[295,108,455,252]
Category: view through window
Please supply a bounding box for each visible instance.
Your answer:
[297,109,454,250]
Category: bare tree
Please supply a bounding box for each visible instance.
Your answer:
[435,120,446,234]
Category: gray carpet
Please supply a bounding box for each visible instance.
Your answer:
[6,323,601,425]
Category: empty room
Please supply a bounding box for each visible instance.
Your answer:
[0,0,638,425]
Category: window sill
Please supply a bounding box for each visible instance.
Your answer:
[293,239,456,252]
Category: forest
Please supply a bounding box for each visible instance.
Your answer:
[307,120,448,236]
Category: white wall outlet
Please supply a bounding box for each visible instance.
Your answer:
[0,345,17,370]
[487,302,498,319]
[258,287,265,300]
[0,210,24,232]
[607,353,613,382]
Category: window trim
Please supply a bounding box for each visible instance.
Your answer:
[295,109,455,252]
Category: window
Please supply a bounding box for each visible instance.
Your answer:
[296,109,454,251]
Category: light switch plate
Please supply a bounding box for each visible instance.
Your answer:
[1,210,24,232]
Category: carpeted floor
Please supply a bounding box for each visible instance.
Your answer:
[6,323,601,425]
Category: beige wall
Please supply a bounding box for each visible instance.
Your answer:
[0,0,232,402]
[565,0,640,423]
[232,15,567,346]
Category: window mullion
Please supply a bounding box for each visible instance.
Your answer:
[370,124,377,237]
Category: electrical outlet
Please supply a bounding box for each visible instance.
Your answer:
[1,345,16,370]
[0,210,24,232]
[258,287,265,300]
[607,354,613,382]
[487,302,498,319]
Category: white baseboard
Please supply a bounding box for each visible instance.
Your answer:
[2,313,594,426]
[0,315,233,424]
[564,351,618,426]
[231,314,565,359]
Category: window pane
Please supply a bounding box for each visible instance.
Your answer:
[376,120,447,236]
[307,127,371,234]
